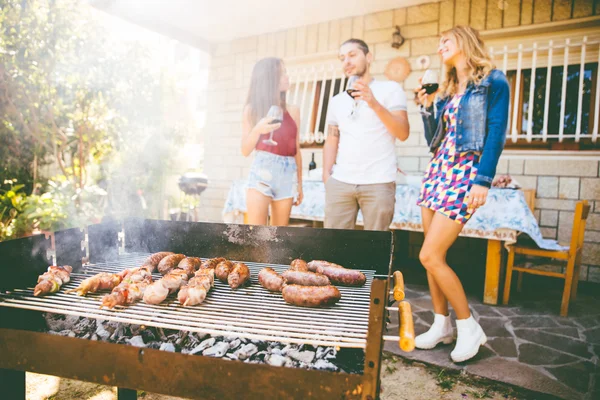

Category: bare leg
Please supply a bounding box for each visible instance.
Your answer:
[419,212,470,319]
[246,189,271,225]
[270,197,294,226]
[421,207,449,316]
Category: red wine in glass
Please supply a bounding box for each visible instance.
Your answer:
[422,83,439,95]
[346,88,359,97]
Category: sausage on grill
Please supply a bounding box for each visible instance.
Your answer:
[215,260,234,282]
[201,257,226,270]
[282,285,341,307]
[157,254,186,275]
[281,270,330,286]
[289,259,309,272]
[178,257,202,277]
[228,262,250,289]
[144,252,174,270]
[308,260,366,287]
[306,260,343,272]
[258,268,285,292]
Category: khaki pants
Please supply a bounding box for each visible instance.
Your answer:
[324,177,396,231]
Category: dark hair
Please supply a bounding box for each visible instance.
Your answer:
[245,57,287,127]
[341,38,369,54]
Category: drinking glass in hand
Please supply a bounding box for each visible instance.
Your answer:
[419,69,439,117]
[263,105,283,146]
[346,76,360,119]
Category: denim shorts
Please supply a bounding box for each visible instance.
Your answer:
[247,151,297,201]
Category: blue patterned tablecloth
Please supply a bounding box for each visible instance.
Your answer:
[223,179,566,251]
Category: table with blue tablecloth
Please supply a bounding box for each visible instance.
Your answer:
[223,179,565,305]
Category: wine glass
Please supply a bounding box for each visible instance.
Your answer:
[262,105,283,146]
[419,69,439,116]
[346,75,360,119]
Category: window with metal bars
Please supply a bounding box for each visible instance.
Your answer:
[505,62,599,150]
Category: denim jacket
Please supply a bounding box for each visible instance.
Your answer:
[422,69,510,188]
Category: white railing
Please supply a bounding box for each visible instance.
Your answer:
[490,34,600,143]
[287,63,343,145]
[290,34,600,146]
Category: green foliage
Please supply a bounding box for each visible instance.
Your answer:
[0,0,199,238]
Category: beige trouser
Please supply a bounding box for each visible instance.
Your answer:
[324,177,396,231]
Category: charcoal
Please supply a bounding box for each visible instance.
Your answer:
[203,342,230,357]
[313,359,338,371]
[160,343,176,352]
[140,328,157,343]
[266,354,289,367]
[235,343,258,361]
[288,350,315,364]
[95,324,111,341]
[110,323,126,341]
[228,339,242,352]
[190,338,215,355]
[128,335,146,348]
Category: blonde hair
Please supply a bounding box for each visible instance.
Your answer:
[439,26,495,98]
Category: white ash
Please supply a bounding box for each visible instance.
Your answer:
[42,313,364,373]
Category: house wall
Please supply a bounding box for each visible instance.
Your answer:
[200,0,600,282]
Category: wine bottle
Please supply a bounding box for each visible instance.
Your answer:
[308,153,317,171]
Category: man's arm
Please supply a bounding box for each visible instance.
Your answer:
[372,106,409,141]
[353,81,410,141]
[323,125,340,183]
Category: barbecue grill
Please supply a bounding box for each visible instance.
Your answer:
[0,219,403,399]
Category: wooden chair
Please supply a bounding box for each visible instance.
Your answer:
[502,200,591,317]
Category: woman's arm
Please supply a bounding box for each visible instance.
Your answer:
[473,72,510,188]
[241,105,282,157]
[289,105,303,206]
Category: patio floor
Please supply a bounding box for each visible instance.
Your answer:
[384,267,600,400]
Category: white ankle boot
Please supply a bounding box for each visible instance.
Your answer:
[450,315,487,362]
[415,313,454,350]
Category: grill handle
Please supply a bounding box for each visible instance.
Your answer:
[383,303,416,352]
[392,271,405,301]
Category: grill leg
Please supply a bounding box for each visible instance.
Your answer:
[117,387,137,400]
[0,368,25,399]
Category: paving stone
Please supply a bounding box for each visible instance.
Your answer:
[494,307,518,316]
[456,345,495,364]
[478,317,512,338]
[413,322,430,336]
[546,362,596,393]
[541,327,581,339]
[584,327,600,345]
[554,317,579,328]
[574,316,600,330]
[472,304,502,317]
[415,311,434,325]
[511,316,560,328]
[383,341,461,371]
[514,330,592,359]
[518,343,579,365]
[465,357,583,400]
[409,297,435,310]
[487,338,518,357]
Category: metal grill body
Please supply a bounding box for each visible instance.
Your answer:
[0,219,393,400]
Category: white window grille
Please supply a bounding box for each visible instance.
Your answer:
[287,63,344,146]
[490,33,600,146]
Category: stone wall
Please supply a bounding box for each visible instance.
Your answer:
[199,0,600,281]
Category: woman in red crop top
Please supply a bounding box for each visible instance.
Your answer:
[241,57,303,226]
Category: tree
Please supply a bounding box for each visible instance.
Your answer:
[0,0,196,236]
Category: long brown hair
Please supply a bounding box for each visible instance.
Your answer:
[440,26,495,98]
[246,57,286,126]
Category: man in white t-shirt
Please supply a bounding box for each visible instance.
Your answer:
[323,39,409,231]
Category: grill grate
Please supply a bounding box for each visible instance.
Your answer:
[0,253,375,348]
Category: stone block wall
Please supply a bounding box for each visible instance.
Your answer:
[199,0,600,281]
